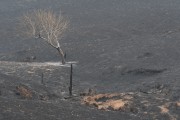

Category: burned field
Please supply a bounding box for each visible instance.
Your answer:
[0,0,180,120]
[0,61,179,120]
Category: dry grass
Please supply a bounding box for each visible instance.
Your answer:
[16,85,32,99]
[82,93,131,111]
[176,102,180,107]
[82,92,179,120]
[158,105,169,114]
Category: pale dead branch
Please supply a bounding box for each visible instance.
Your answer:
[20,9,68,64]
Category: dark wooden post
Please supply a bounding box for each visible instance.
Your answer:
[69,64,73,96]
[41,73,44,84]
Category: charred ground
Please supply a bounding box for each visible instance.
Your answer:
[0,0,180,120]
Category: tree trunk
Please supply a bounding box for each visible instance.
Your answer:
[57,47,66,64]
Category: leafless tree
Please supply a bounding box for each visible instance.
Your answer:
[20,9,68,64]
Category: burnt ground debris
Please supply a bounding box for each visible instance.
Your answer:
[0,0,180,120]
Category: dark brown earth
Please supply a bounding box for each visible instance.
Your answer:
[0,0,180,120]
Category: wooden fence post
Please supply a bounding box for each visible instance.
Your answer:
[69,64,73,96]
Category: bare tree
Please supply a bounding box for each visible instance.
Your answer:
[20,9,68,64]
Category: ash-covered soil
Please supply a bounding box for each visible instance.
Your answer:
[0,0,180,120]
